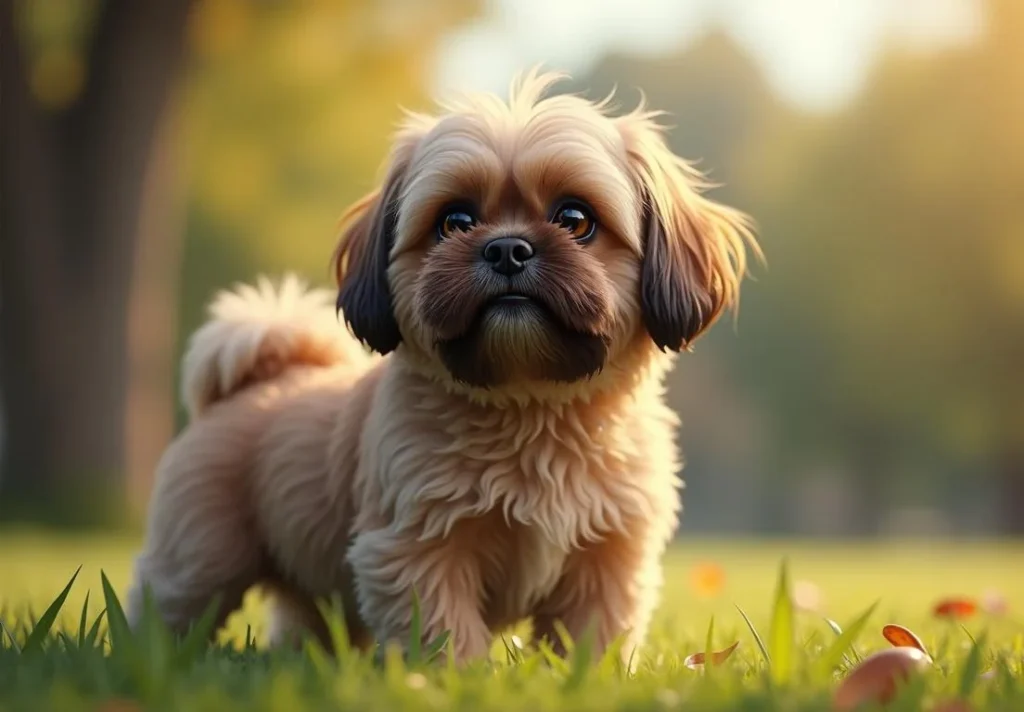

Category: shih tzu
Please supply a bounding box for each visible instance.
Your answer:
[126,69,760,666]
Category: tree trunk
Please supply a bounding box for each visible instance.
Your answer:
[0,0,194,526]
[123,96,187,520]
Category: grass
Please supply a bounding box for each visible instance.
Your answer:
[1,532,1022,711]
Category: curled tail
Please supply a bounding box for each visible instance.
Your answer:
[181,274,370,419]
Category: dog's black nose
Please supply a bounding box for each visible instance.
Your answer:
[481,237,534,276]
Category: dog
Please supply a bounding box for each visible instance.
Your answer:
[125,69,760,665]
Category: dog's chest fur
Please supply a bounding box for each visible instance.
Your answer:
[480,522,568,626]
[362,367,677,621]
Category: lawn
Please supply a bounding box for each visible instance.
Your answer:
[1,531,1022,711]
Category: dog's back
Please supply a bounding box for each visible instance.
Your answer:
[125,276,378,641]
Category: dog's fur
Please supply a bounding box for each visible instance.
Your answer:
[126,70,760,664]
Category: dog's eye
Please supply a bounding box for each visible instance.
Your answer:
[438,209,476,240]
[553,202,596,242]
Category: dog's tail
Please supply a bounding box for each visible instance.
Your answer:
[180,274,369,420]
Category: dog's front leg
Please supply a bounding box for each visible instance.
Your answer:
[348,525,491,663]
[531,529,663,671]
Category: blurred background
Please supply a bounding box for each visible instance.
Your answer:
[1,0,1021,539]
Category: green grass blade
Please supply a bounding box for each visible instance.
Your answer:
[822,618,854,668]
[825,617,865,663]
[537,639,569,673]
[77,591,90,647]
[625,646,638,678]
[22,566,80,654]
[174,592,222,668]
[85,609,106,650]
[735,604,770,664]
[704,615,716,670]
[304,637,335,679]
[824,618,843,637]
[100,570,133,653]
[814,602,878,677]
[315,594,352,660]
[424,630,452,664]
[136,585,174,697]
[552,620,575,655]
[767,558,794,685]
[597,633,628,677]
[959,632,987,699]
[563,620,596,690]
[445,634,458,674]
[0,616,20,653]
[501,634,521,665]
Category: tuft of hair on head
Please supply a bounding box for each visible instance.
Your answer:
[432,65,579,123]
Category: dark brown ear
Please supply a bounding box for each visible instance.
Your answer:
[620,111,760,352]
[331,165,407,355]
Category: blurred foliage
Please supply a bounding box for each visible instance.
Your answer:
[175,0,479,420]
[733,0,1024,466]
[13,0,99,109]
[7,0,1022,533]
[581,0,1023,532]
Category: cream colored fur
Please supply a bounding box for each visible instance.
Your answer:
[126,70,758,666]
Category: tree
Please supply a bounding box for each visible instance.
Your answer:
[174,0,479,425]
[735,0,1024,534]
[1,0,196,524]
[1,0,481,525]
[578,29,784,200]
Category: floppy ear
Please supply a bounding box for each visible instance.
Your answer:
[331,159,409,355]
[620,112,760,352]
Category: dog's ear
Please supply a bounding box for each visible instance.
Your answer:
[619,112,760,352]
[331,153,412,355]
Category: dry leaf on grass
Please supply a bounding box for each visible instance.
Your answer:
[882,623,929,655]
[683,641,740,670]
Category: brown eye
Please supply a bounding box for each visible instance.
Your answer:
[438,209,476,240]
[553,201,596,242]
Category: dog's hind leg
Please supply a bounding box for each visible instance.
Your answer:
[125,418,264,642]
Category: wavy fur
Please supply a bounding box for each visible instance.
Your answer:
[127,69,760,668]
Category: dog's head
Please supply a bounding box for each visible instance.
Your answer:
[332,70,760,398]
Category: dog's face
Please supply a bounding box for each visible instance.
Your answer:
[333,72,758,397]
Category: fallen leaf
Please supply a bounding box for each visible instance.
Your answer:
[933,598,978,619]
[683,641,739,670]
[690,562,726,598]
[833,648,932,712]
[882,623,929,654]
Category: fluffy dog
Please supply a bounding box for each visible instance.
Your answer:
[125,70,760,665]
